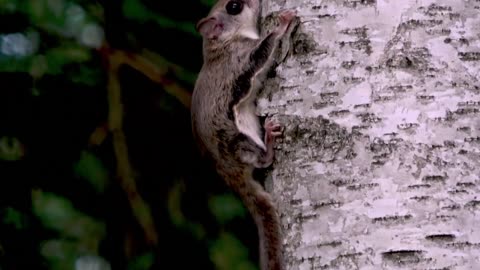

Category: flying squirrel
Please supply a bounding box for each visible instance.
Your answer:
[191,0,297,269]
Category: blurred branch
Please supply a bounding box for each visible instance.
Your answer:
[115,49,192,108]
[94,0,194,242]
[141,49,197,86]
[88,123,109,147]
[89,46,193,146]
[106,45,159,246]
[122,0,197,35]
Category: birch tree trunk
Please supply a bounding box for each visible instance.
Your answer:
[260,0,480,269]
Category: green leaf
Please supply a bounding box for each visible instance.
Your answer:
[40,239,78,270]
[41,240,112,270]
[74,151,109,192]
[27,0,66,27]
[32,190,105,240]
[167,182,207,240]
[69,65,103,86]
[209,232,257,270]
[33,45,90,74]
[209,194,246,225]
[2,207,27,230]
[30,54,48,78]
[122,0,197,35]
[0,56,31,73]
[200,0,216,6]
[0,0,19,12]
[127,252,155,270]
[0,42,92,75]
[0,136,25,161]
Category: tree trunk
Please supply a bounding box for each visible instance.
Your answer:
[260,0,480,269]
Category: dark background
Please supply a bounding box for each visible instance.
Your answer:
[0,1,259,269]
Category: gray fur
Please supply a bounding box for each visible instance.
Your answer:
[191,1,296,269]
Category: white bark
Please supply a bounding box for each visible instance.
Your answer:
[260,0,480,269]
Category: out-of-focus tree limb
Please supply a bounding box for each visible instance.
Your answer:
[110,48,192,109]
[105,45,159,246]
[91,42,195,246]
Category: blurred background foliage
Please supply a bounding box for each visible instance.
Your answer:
[0,0,260,269]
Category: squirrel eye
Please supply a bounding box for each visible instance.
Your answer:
[226,0,243,15]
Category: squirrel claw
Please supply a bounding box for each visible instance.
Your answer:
[275,9,298,36]
[279,9,297,24]
[265,120,283,142]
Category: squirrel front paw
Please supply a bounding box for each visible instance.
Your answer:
[275,9,297,35]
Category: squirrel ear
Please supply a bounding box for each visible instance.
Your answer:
[196,17,223,39]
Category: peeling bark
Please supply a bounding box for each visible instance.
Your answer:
[260,0,480,269]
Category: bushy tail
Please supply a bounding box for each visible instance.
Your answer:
[220,168,283,270]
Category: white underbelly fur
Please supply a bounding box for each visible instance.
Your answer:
[234,102,266,151]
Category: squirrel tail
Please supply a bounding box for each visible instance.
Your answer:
[220,167,283,270]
